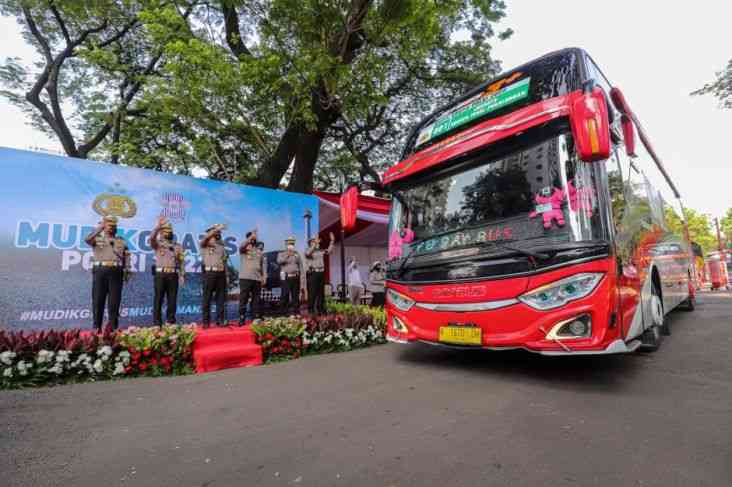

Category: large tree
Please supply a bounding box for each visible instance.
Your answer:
[665,206,718,254]
[1,0,512,192]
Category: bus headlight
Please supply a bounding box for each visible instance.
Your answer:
[519,273,603,310]
[387,289,415,312]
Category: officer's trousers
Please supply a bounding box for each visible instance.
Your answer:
[92,266,123,331]
[154,272,179,326]
[202,271,227,325]
[239,278,262,321]
[306,271,326,314]
[281,275,301,314]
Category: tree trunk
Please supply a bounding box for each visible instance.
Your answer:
[286,127,326,193]
[251,123,301,188]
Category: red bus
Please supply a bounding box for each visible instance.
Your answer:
[368,48,695,354]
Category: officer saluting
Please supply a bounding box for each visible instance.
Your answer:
[305,232,335,315]
[277,236,305,315]
[238,230,267,325]
[84,215,130,331]
[200,223,228,328]
[151,216,185,326]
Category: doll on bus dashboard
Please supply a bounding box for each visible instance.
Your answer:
[529,186,566,229]
[389,212,415,260]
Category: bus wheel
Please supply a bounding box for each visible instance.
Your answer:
[641,287,664,351]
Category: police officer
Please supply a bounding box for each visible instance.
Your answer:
[239,230,267,325]
[200,223,228,327]
[84,215,130,331]
[277,236,305,315]
[151,216,185,326]
[305,232,335,315]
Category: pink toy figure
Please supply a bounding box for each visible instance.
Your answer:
[529,186,566,229]
[567,179,595,218]
[389,228,415,259]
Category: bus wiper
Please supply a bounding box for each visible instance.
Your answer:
[478,240,550,260]
[397,244,420,278]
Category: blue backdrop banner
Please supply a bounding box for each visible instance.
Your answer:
[0,147,319,330]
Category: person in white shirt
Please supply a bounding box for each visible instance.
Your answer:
[369,261,386,307]
[347,257,364,305]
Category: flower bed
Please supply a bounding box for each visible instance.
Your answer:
[0,325,196,390]
[251,304,387,363]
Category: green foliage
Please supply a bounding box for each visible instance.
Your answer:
[665,206,717,254]
[325,301,386,330]
[693,58,732,109]
[720,208,732,246]
[1,0,511,190]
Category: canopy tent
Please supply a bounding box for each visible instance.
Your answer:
[314,191,391,293]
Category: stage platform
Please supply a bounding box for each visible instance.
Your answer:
[193,324,263,373]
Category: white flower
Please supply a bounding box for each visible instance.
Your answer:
[93,359,104,374]
[112,363,125,376]
[56,351,70,363]
[98,346,113,357]
[48,364,64,375]
[0,351,16,366]
[119,350,130,359]
[36,350,55,364]
[3,367,13,378]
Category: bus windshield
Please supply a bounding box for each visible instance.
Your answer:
[388,132,609,262]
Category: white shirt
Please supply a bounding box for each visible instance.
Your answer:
[348,262,363,287]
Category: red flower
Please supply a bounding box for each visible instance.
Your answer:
[139,363,148,372]
[264,332,274,341]
[150,358,159,367]
[143,350,151,357]
[124,366,132,374]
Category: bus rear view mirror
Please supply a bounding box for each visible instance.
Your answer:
[609,87,636,157]
[340,185,359,231]
[570,87,611,162]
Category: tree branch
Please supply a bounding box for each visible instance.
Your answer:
[221,2,251,58]
[49,4,72,45]
[21,6,52,63]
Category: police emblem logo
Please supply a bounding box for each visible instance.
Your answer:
[93,183,137,219]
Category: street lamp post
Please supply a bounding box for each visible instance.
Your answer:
[304,209,312,242]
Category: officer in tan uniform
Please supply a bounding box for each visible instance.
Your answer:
[238,230,267,325]
[84,215,130,331]
[305,232,335,315]
[277,236,305,315]
[200,223,228,327]
[151,216,185,326]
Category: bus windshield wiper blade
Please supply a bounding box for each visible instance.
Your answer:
[479,241,550,260]
[397,244,420,277]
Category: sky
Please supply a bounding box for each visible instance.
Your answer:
[1,2,731,219]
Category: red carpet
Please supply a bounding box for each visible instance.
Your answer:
[193,324,263,373]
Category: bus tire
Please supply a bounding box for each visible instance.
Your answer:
[641,285,664,352]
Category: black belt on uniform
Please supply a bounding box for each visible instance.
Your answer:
[309,268,324,273]
[156,267,178,274]
[286,273,300,277]
[94,261,121,267]
[205,266,224,272]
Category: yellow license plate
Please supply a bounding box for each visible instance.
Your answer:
[438,326,482,345]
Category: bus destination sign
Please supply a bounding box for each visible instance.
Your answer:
[416,76,531,147]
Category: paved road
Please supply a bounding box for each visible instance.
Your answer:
[2,292,731,487]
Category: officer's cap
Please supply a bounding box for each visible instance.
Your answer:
[160,222,173,231]
[103,216,119,224]
[285,236,296,244]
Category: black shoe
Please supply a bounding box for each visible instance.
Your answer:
[202,322,210,329]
